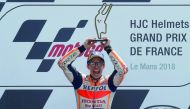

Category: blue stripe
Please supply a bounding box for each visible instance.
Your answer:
[26,42,52,59]
[54,28,75,42]
[0,90,52,109]
[108,70,117,92]
[68,64,82,89]
[112,90,149,109]
[37,59,55,72]
[54,20,87,42]
[0,2,5,12]
[13,20,46,42]
[76,20,88,28]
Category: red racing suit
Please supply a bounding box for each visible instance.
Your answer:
[58,45,128,109]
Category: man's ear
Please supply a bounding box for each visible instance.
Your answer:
[103,63,105,68]
[87,64,90,69]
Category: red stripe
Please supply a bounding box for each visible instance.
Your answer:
[59,48,78,64]
[77,90,111,99]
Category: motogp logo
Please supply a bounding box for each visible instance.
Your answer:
[13,20,104,72]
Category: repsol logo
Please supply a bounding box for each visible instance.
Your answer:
[144,105,180,109]
[83,85,106,91]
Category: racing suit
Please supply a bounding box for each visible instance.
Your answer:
[58,45,128,109]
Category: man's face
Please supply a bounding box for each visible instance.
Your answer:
[87,57,105,79]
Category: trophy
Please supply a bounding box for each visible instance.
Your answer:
[93,3,112,42]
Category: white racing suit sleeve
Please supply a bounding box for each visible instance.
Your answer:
[106,46,128,92]
[58,45,86,89]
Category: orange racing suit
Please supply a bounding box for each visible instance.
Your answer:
[58,45,128,109]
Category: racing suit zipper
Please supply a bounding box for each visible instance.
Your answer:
[92,82,97,109]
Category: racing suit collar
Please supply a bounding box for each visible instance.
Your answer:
[89,74,102,85]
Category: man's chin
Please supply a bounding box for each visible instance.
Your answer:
[93,71,100,74]
[92,72,101,78]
